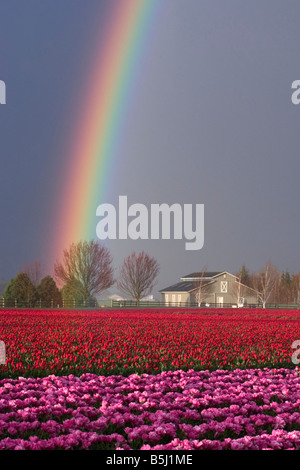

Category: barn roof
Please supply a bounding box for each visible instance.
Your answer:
[159,280,211,293]
[181,271,222,279]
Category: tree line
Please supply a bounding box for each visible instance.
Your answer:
[1,242,299,308]
[235,262,300,306]
[1,241,160,307]
[188,262,300,309]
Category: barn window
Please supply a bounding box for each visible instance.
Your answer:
[221,281,228,293]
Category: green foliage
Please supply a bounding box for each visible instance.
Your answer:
[61,279,85,302]
[3,272,38,307]
[281,271,292,286]
[2,278,15,302]
[37,276,62,308]
[0,280,8,296]
[60,279,98,307]
[238,264,251,286]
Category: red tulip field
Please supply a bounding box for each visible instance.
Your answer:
[0,308,299,450]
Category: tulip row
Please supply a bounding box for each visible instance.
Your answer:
[0,308,299,450]
[0,368,299,450]
[0,309,299,378]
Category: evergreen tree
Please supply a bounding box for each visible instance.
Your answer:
[2,278,15,306]
[3,273,38,307]
[237,264,251,287]
[281,271,292,286]
[37,276,62,308]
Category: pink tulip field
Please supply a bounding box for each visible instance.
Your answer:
[0,308,299,451]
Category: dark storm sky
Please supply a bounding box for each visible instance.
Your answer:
[0,0,299,297]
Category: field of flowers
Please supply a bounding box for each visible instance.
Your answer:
[0,308,299,450]
[0,308,298,378]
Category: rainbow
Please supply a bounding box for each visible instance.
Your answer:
[51,0,160,267]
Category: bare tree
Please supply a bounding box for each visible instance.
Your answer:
[232,276,247,307]
[254,262,280,308]
[275,271,293,304]
[117,252,160,305]
[21,260,43,287]
[54,240,114,303]
[291,273,300,306]
[193,266,210,306]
